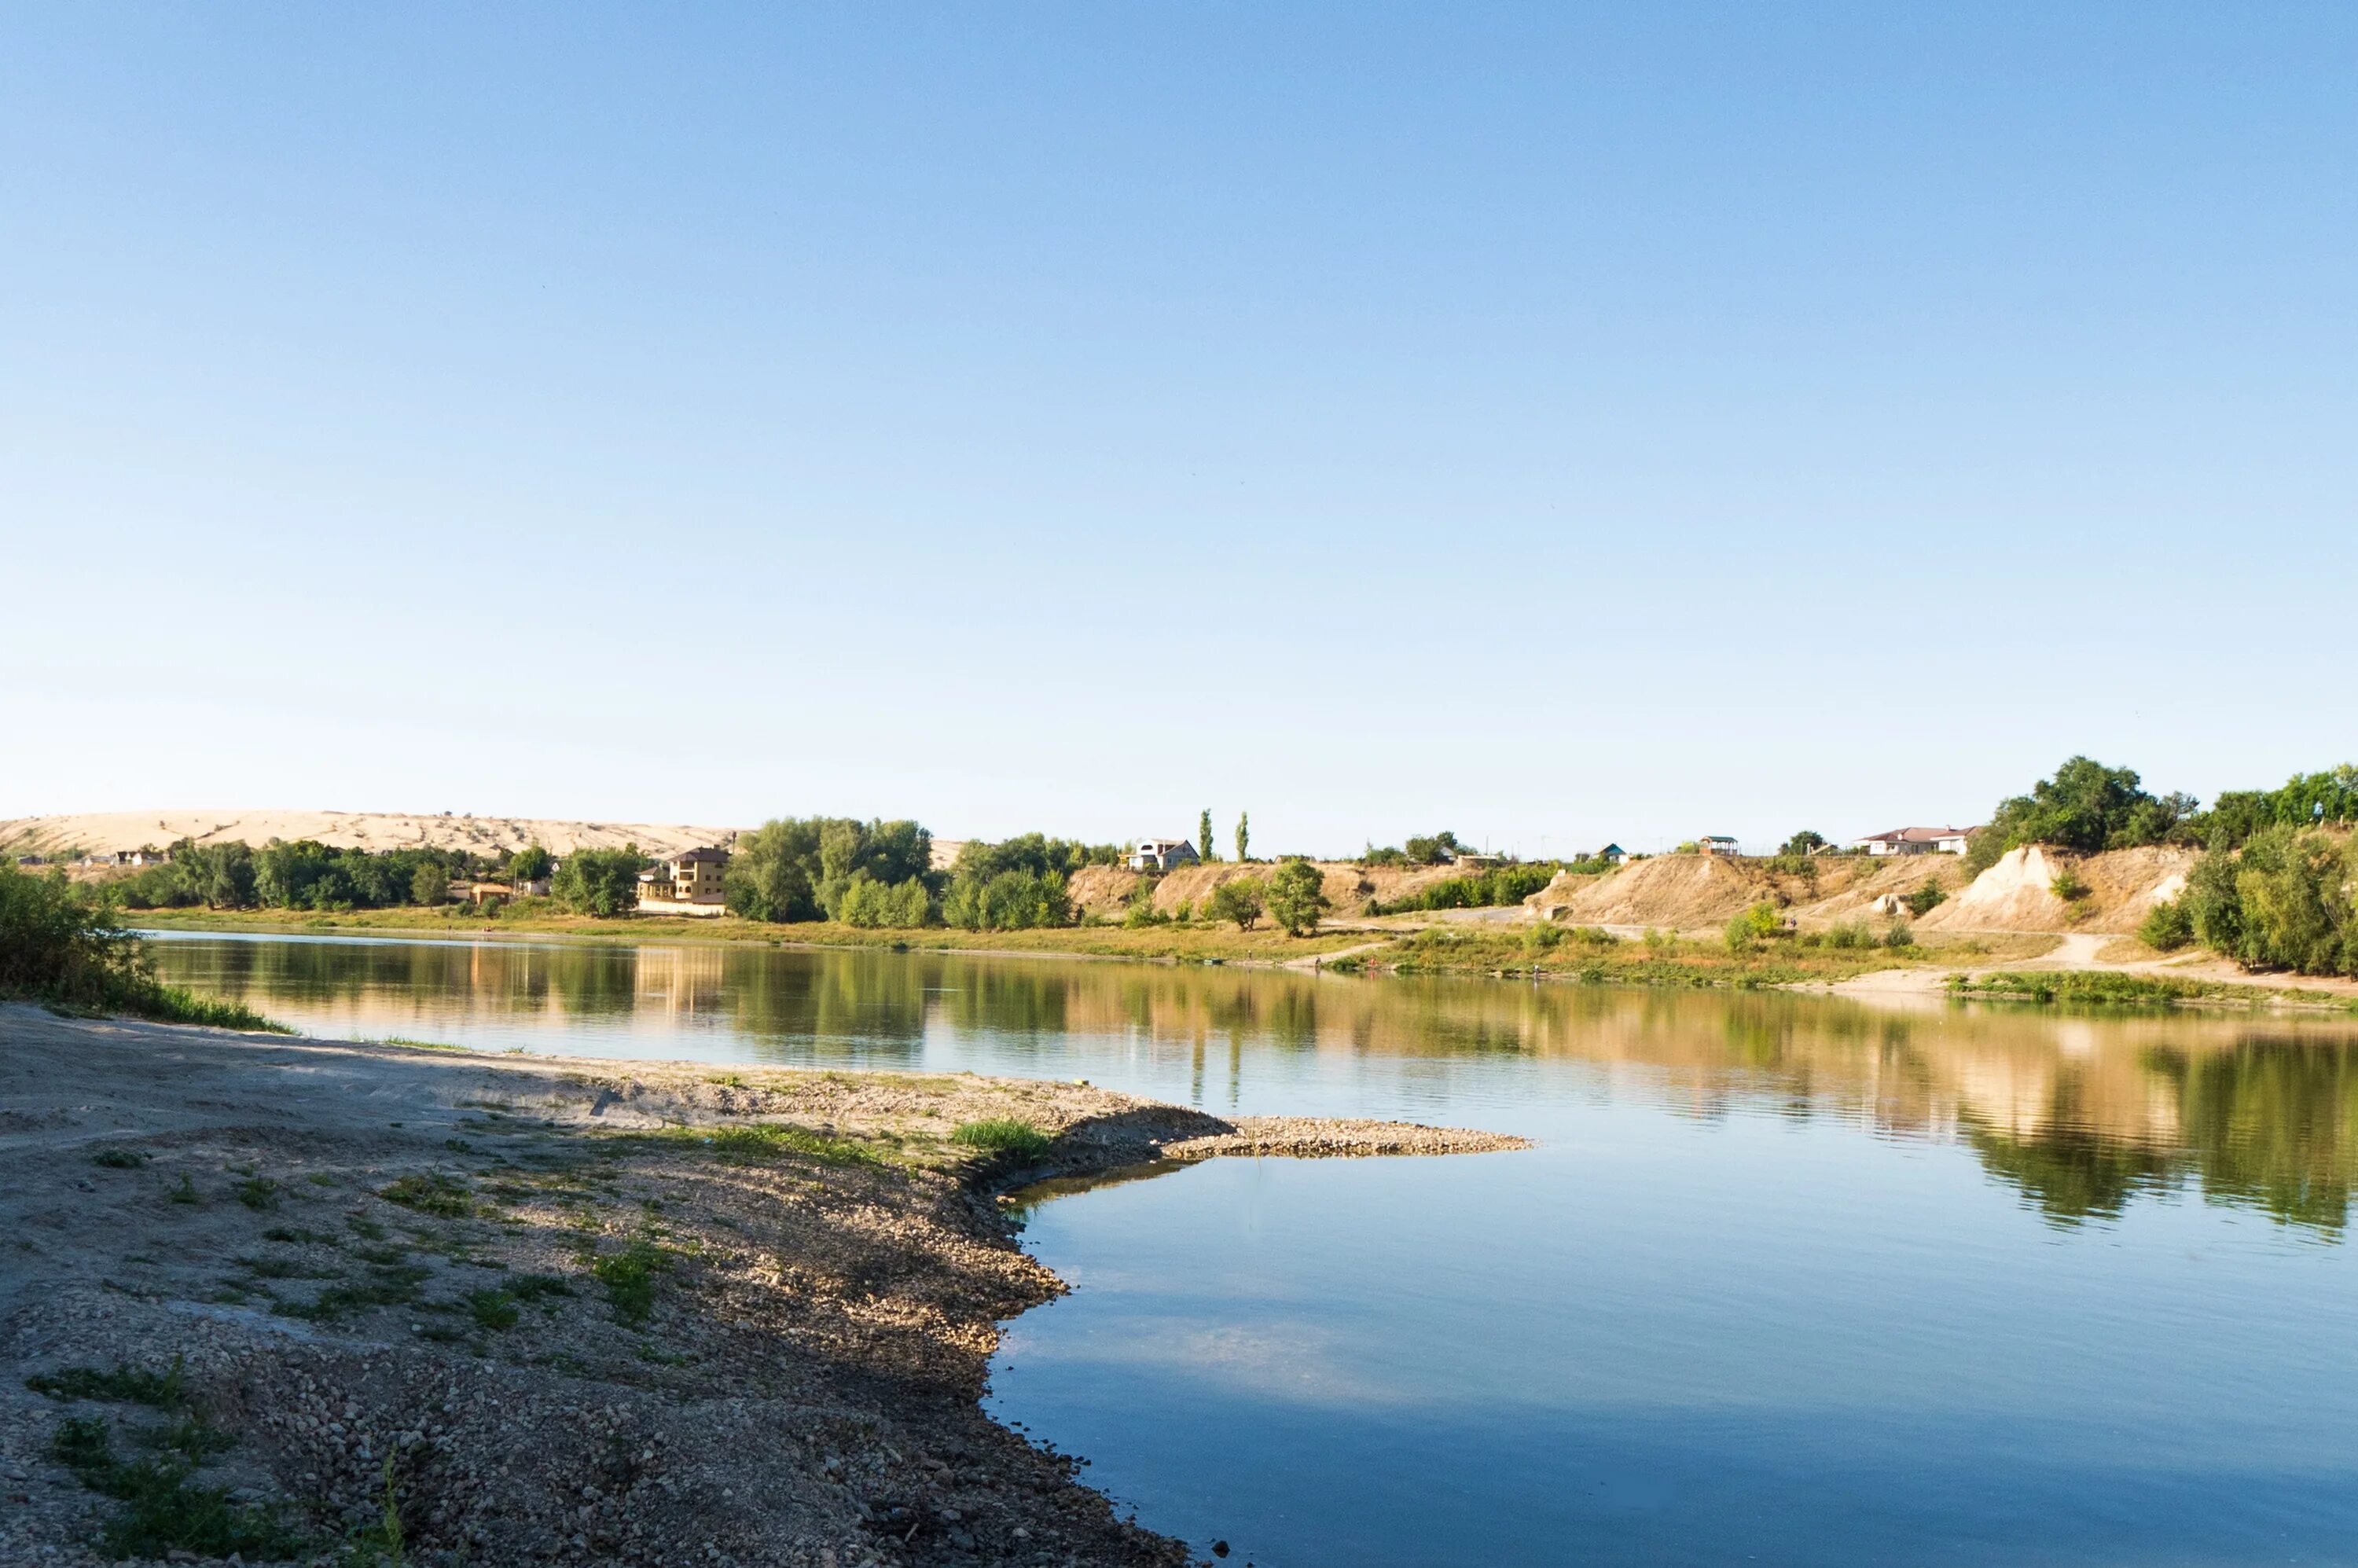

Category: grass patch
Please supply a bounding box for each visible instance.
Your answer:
[26,1359,185,1408]
[465,1288,520,1330]
[49,1415,301,1560]
[590,1239,666,1325]
[166,1174,200,1205]
[949,1118,1055,1162]
[647,1121,885,1168]
[133,984,291,1033]
[90,1148,149,1170]
[263,1225,336,1246]
[274,1264,432,1324]
[236,1176,281,1210]
[235,1253,340,1281]
[508,1272,575,1305]
[378,1173,472,1217]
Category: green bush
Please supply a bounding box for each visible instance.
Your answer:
[832,870,933,927]
[1904,879,1948,918]
[1205,876,1265,931]
[1884,920,1915,949]
[2139,898,2195,952]
[2050,867,2091,902]
[2184,828,2356,975]
[1723,902,1783,952]
[0,868,282,1030]
[1827,920,1874,949]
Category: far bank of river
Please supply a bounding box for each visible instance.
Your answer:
[127,905,2358,1012]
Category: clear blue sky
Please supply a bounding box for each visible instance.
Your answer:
[5,4,2352,854]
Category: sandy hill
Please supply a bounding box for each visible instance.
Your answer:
[1067,860,1470,919]
[0,810,736,861]
[1521,844,2197,936]
[1915,844,2195,935]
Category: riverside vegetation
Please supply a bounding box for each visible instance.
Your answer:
[0,865,281,1030]
[82,758,2358,994]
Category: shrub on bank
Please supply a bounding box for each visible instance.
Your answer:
[0,867,284,1030]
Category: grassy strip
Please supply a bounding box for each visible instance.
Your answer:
[1947,971,2355,1010]
[1366,927,1948,987]
[127,905,1377,963]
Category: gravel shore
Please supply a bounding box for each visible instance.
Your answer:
[0,1005,1523,1567]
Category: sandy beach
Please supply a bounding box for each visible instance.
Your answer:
[0,1008,1520,1567]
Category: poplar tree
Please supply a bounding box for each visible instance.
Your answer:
[1235,811,1251,864]
[1198,810,1214,863]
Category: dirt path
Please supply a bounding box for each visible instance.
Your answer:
[0,1008,1521,1568]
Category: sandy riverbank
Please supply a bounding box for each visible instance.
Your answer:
[0,1008,1522,1567]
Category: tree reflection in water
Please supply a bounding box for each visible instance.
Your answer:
[143,933,2358,1235]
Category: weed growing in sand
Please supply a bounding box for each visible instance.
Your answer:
[347,1216,388,1240]
[27,1358,185,1408]
[379,1173,472,1218]
[465,1288,521,1330]
[950,1118,1055,1162]
[508,1272,575,1307]
[237,1177,282,1210]
[91,1148,149,1169]
[145,1416,237,1461]
[167,1174,200,1205]
[591,1239,667,1325]
[263,1225,337,1246]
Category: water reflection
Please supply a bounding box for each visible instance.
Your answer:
[145,931,2358,1236]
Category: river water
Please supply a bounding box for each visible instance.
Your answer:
[145,931,2358,1566]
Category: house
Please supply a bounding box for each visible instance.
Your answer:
[1449,850,1504,869]
[1850,826,1974,857]
[1596,843,1631,866]
[114,849,167,867]
[1697,835,1740,856]
[512,876,552,898]
[639,846,730,907]
[1129,837,1201,873]
[467,880,513,908]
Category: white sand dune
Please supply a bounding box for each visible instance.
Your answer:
[0,809,736,859]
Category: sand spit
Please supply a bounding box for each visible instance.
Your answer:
[0,1008,1522,1568]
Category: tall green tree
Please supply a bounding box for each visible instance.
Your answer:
[1968,756,2196,872]
[1265,857,1328,935]
[1235,811,1251,864]
[1198,809,1214,864]
[410,862,450,907]
[553,846,645,917]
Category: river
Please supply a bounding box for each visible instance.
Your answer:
[145,929,2358,1566]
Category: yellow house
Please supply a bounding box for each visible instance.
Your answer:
[639,846,729,908]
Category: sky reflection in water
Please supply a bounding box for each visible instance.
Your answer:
[149,932,2358,1565]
